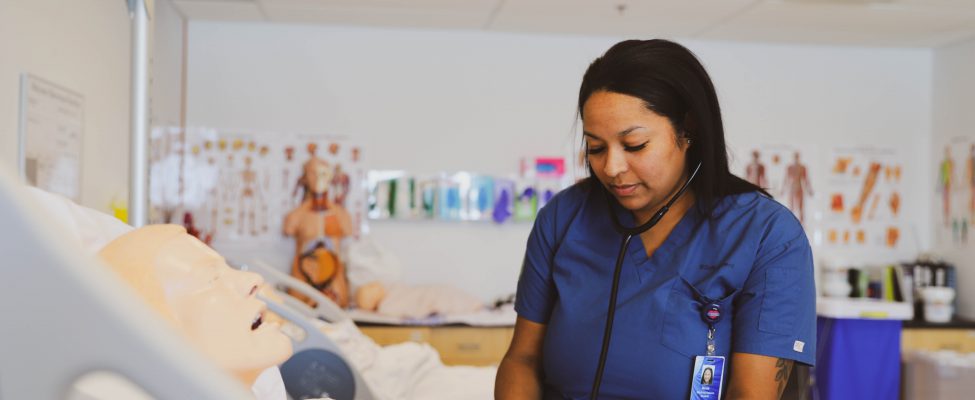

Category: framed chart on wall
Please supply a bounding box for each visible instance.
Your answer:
[18,74,85,201]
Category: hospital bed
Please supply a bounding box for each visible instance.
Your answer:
[0,169,253,399]
[240,260,498,400]
[241,260,377,400]
[241,257,516,367]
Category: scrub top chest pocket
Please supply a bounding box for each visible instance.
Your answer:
[662,264,743,358]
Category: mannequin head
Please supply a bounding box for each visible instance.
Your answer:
[303,157,333,196]
[99,225,292,386]
[354,281,387,311]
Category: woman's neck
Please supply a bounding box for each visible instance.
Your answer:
[634,189,695,258]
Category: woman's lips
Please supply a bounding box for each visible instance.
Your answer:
[610,184,639,196]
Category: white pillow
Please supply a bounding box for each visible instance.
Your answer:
[24,187,132,255]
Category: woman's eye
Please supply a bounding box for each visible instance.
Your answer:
[586,146,606,155]
[624,142,649,152]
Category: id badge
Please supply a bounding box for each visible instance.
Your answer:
[688,355,725,400]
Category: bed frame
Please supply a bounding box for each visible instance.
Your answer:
[0,169,252,399]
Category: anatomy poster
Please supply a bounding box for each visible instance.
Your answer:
[821,146,904,249]
[936,136,975,246]
[741,145,814,225]
[148,127,365,244]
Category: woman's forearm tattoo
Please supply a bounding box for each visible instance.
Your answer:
[774,358,794,398]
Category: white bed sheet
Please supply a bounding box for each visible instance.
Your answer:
[347,304,517,327]
[314,319,496,400]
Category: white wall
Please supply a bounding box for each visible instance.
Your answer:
[151,0,186,128]
[932,38,975,318]
[186,22,933,301]
[712,41,933,267]
[0,0,132,212]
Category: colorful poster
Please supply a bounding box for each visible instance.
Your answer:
[936,136,975,246]
[820,146,903,249]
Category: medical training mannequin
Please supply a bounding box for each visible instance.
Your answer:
[98,225,293,389]
[353,281,484,319]
[284,156,353,308]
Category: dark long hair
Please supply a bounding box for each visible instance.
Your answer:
[578,39,769,216]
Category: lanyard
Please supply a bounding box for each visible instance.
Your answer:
[702,302,722,357]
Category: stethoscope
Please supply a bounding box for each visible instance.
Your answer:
[589,161,702,400]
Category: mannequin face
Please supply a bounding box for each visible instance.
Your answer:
[99,225,292,385]
[304,159,333,195]
[154,233,292,373]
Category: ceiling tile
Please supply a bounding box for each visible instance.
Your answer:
[172,0,975,47]
[173,0,266,21]
[489,0,758,38]
[258,0,499,12]
[700,1,975,46]
[261,4,493,29]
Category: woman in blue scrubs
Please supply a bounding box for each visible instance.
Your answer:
[496,40,815,399]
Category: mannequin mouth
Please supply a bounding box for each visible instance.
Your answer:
[251,310,265,331]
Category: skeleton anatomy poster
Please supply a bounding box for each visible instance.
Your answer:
[149,127,365,244]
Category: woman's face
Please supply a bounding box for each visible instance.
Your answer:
[703,368,713,382]
[583,90,690,220]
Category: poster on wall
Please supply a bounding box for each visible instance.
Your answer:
[741,144,815,225]
[148,127,366,245]
[18,74,85,201]
[935,136,975,246]
[820,146,904,250]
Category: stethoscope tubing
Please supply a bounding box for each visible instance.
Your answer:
[589,162,702,400]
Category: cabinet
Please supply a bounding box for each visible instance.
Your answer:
[902,320,975,353]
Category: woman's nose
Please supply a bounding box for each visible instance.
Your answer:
[603,148,628,178]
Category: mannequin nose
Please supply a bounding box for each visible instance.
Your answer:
[229,270,264,297]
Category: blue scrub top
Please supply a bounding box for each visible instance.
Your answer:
[515,182,816,400]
